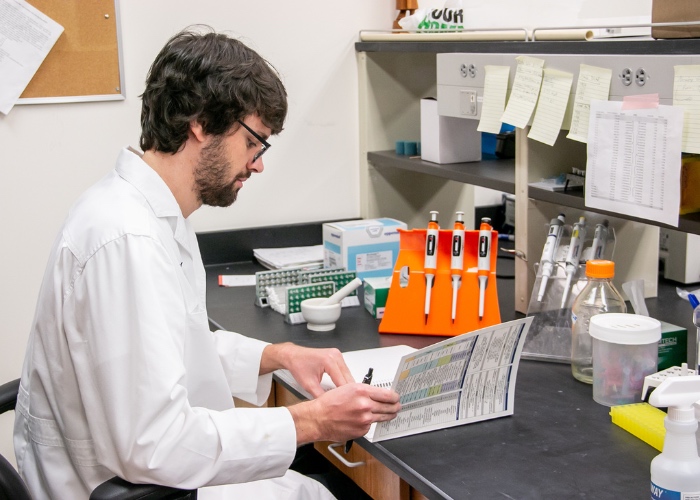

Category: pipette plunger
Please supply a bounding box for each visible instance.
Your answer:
[477,217,493,320]
[561,216,586,308]
[424,211,439,324]
[450,212,465,323]
[537,214,565,302]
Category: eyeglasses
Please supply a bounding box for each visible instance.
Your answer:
[237,120,271,163]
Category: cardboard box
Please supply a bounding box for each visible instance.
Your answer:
[363,276,392,319]
[680,156,700,215]
[420,98,481,164]
[658,321,688,371]
[652,0,700,39]
[322,219,406,279]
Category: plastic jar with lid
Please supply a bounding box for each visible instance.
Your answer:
[589,313,660,406]
[571,260,627,383]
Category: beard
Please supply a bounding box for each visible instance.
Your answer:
[193,135,248,208]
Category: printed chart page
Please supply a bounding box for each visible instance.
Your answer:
[371,317,533,442]
[585,99,683,227]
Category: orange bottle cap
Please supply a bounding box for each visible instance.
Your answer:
[585,259,615,278]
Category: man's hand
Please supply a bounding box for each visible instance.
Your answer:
[287,383,401,446]
[261,343,354,398]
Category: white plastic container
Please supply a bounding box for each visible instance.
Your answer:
[589,313,661,406]
[649,375,700,499]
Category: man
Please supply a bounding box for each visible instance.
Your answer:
[14,27,400,499]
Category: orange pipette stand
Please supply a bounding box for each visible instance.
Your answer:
[379,228,500,336]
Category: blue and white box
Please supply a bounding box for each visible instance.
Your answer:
[322,219,406,279]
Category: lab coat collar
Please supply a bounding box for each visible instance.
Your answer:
[115,147,183,220]
[115,147,195,264]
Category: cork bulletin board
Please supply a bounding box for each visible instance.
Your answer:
[18,0,124,104]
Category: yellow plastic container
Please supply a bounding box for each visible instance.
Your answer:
[610,403,666,451]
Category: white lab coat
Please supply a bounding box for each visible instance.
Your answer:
[14,148,334,500]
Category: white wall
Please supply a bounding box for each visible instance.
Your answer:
[0,0,651,472]
[0,0,394,465]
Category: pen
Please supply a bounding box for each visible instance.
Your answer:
[561,216,586,309]
[424,211,440,324]
[536,214,565,302]
[477,217,493,320]
[590,220,609,261]
[450,212,466,324]
[345,367,374,453]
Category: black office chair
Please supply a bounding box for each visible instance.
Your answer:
[0,379,197,500]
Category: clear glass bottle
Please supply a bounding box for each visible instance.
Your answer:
[571,260,626,383]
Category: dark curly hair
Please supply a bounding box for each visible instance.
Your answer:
[139,26,288,154]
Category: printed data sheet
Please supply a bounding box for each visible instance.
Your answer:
[585,99,683,227]
[371,317,533,442]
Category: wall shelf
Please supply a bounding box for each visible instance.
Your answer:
[528,186,700,235]
[368,151,515,194]
[357,39,699,312]
[356,38,700,56]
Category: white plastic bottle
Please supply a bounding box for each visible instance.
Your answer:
[649,375,700,499]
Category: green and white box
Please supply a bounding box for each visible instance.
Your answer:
[363,276,393,319]
[322,219,406,279]
[658,321,687,371]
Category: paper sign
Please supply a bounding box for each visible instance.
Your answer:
[567,64,612,143]
[0,0,63,114]
[585,100,683,227]
[527,68,573,146]
[674,65,700,154]
[500,55,544,129]
[477,65,510,134]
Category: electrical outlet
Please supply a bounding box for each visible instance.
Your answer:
[460,89,478,117]
[635,67,647,86]
[620,67,633,86]
[459,63,477,78]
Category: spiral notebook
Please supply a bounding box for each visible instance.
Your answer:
[275,344,417,397]
[275,317,532,443]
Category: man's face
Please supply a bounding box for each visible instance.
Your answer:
[193,115,270,207]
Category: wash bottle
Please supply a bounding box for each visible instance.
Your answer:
[649,375,700,499]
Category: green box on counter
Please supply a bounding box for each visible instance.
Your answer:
[363,276,392,319]
[658,321,687,371]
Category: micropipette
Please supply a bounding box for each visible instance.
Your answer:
[536,213,565,302]
[424,211,440,324]
[477,217,493,320]
[450,212,465,324]
[560,216,586,308]
[590,220,609,260]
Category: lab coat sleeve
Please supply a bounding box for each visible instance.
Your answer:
[62,234,297,489]
[212,330,274,406]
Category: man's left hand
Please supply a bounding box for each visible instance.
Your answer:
[261,343,354,398]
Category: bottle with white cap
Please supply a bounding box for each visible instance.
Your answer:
[649,375,700,499]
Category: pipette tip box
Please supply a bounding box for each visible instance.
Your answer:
[609,402,666,452]
[322,219,406,279]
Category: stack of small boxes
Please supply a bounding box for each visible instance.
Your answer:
[322,218,406,319]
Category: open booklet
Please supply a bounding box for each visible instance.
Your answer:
[275,316,533,442]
